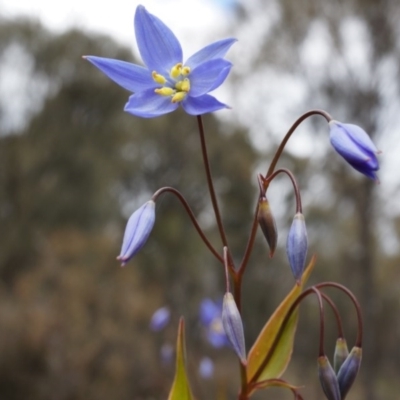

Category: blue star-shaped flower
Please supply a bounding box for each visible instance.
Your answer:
[84,5,236,118]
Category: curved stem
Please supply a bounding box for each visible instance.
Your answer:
[239,110,332,277]
[152,186,223,263]
[311,288,325,357]
[196,116,229,248]
[320,292,345,338]
[263,168,303,213]
[266,109,332,180]
[316,282,363,347]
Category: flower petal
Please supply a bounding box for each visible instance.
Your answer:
[182,94,229,115]
[124,89,178,118]
[84,56,155,92]
[134,5,182,73]
[330,121,377,165]
[189,59,232,97]
[185,38,237,69]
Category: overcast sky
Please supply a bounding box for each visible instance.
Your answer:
[0,0,236,55]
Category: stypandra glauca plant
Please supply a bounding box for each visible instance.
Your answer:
[84,5,380,399]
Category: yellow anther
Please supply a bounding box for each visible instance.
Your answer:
[152,71,166,84]
[181,66,191,75]
[181,78,190,92]
[171,91,187,103]
[155,87,176,96]
[170,63,183,78]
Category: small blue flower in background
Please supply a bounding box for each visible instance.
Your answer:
[117,200,155,266]
[199,298,229,348]
[329,121,380,181]
[84,5,236,118]
[199,356,214,379]
[149,306,171,331]
[160,343,174,365]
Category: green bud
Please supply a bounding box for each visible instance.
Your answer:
[317,355,341,400]
[257,196,278,257]
[333,337,349,373]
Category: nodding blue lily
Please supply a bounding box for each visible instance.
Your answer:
[84,5,236,118]
[117,200,155,266]
[329,120,380,181]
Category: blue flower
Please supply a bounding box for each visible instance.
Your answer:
[117,200,155,266]
[149,306,170,331]
[329,121,380,181]
[199,298,230,348]
[198,357,214,379]
[84,5,236,118]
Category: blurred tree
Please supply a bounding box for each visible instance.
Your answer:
[227,0,400,399]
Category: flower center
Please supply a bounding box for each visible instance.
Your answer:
[153,63,191,103]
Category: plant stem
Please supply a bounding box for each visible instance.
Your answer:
[196,115,229,248]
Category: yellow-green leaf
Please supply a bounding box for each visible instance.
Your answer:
[168,317,194,400]
[247,256,316,385]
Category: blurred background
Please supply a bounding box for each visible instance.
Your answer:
[0,0,400,399]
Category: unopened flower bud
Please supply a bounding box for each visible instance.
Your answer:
[222,293,246,363]
[329,120,380,181]
[286,212,308,283]
[317,355,341,400]
[333,337,349,373]
[257,196,278,257]
[117,200,156,266]
[337,346,362,399]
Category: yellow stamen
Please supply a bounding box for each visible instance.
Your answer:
[180,78,190,92]
[181,66,191,75]
[155,87,176,96]
[152,71,166,84]
[171,91,187,103]
[170,63,183,78]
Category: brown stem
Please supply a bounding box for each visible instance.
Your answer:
[152,186,223,263]
[196,116,229,248]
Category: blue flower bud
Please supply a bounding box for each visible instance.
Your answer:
[329,120,380,181]
[337,346,362,399]
[149,306,170,331]
[222,293,246,363]
[117,200,155,266]
[333,337,349,373]
[286,212,308,283]
[317,355,341,400]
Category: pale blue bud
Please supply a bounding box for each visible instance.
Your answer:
[337,346,362,399]
[318,355,341,400]
[222,293,246,363]
[286,212,308,283]
[117,200,155,266]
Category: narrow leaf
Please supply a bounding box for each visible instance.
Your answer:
[247,256,316,384]
[168,318,194,400]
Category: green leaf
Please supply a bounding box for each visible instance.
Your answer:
[168,317,194,400]
[247,256,316,385]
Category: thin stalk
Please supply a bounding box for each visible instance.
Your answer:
[196,116,229,248]
[316,282,363,347]
[152,187,223,263]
